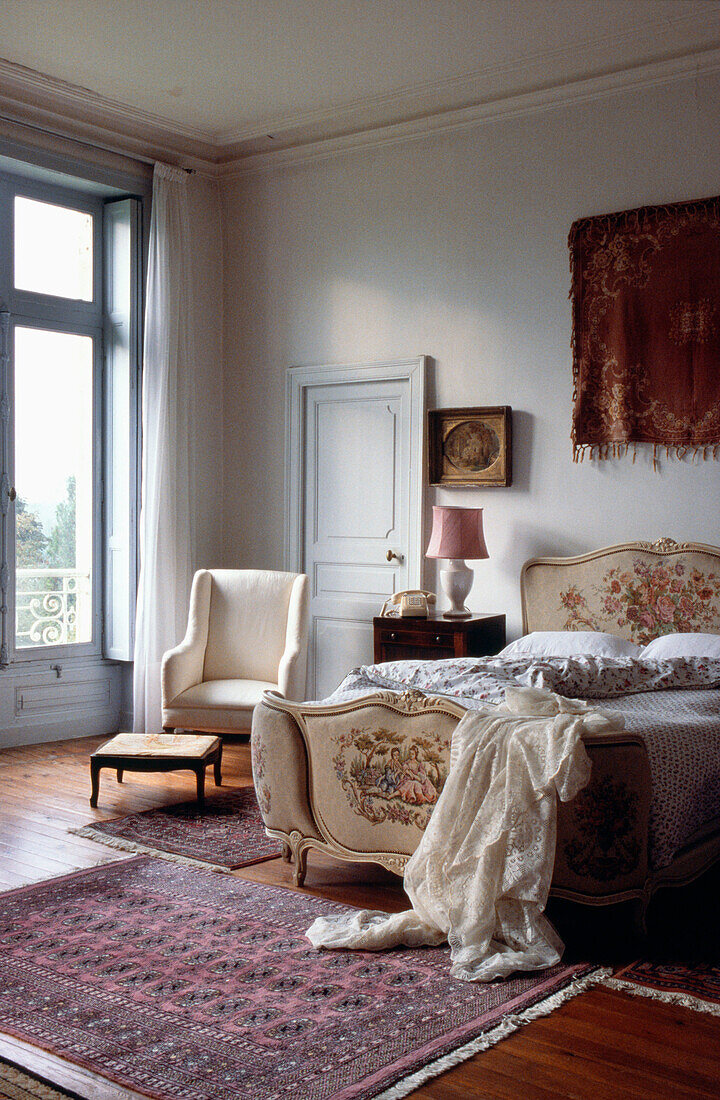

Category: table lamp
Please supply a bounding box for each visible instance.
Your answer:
[425,505,489,619]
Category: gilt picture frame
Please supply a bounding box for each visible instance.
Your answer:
[428,406,512,487]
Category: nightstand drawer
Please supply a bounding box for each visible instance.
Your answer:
[373,613,505,663]
[377,624,453,647]
[381,640,455,661]
[378,625,455,662]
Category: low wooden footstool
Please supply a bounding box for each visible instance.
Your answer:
[90,733,222,809]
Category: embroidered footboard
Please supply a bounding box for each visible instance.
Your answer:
[299,695,463,870]
[553,739,651,901]
[251,691,652,904]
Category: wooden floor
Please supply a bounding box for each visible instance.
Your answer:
[1,734,719,1100]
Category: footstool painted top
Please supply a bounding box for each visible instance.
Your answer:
[93,733,220,759]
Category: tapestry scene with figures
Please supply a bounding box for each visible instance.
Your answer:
[569,195,720,461]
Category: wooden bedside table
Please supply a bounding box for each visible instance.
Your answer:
[373,612,506,663]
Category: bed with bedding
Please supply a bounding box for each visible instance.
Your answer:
[251,539,720,925]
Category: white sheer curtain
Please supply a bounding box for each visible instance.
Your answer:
[133,163,196,732]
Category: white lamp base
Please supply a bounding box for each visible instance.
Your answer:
[439,559,473,618]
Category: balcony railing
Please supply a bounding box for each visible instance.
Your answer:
[16,568,92,648]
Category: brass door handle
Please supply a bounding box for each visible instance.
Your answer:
[386,549,404,563]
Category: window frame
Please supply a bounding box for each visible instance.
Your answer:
[7,174,104,327]
[9,313,104,662]
[0,165,141,669]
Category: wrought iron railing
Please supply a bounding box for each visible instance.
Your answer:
[15,567,92,647]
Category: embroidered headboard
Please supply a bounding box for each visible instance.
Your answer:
[521,538,720,645]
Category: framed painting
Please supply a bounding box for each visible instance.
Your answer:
[428,406,512,487]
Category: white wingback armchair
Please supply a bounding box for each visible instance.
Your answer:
[162,569,309,733]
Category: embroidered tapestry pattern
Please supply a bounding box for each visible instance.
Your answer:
[569,196,720,460]
[251,736,272,817]
[564,776,641,882]
[332,726,450,829]
[559,557,720,645]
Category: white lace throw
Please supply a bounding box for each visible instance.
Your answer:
[306,686,623,982]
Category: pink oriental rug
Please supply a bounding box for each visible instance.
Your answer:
[71,786,281,870]
[0,858,599,1100]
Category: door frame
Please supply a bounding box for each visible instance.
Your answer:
[284,356,427,592]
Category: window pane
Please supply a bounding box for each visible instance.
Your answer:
[14,327,94,648]
[14,197,93,301]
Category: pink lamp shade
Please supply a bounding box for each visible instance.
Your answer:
[425,506,489,561]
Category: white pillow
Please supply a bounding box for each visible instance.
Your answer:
[500,630,642,659]
[641,633,720,659]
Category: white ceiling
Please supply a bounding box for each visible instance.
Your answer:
[2,0,720,158]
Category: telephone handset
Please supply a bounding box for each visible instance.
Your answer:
[380,590,436,618]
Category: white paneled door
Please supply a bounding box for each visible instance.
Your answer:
[286,358,426,699]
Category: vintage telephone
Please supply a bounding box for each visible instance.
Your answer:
[380,590,436,618]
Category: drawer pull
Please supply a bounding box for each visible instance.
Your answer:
[390,633,396,641]
[435,635,442,643]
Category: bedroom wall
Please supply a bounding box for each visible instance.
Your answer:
[221,69,720,642]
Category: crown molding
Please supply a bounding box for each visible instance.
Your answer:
[219,44,720,177]
[1,6,719,180]
[214,7,720,150]
[0,59,219,172]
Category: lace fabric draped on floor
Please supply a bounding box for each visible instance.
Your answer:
[306,686,623,981]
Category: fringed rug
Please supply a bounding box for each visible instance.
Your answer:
[70,785,281,870]
[605,960,720,1017]
[0,858,602,1100]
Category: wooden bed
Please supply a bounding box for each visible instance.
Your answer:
[252,538,720,925]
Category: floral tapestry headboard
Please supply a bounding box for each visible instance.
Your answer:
[521,539,720,645]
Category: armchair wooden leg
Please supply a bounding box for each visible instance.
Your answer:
[116,768,124,783]
[281,842,292,863]
[214,741,223,786]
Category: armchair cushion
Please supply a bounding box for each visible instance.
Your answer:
[172,679,278,709]
[164,679,278,730]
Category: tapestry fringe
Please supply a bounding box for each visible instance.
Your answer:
[573,441,720,466]
[569,193,720,246]
[373,966,612,1100]
[603,976,720,1018]
[68,824,235,874]
[569,235,582,461]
